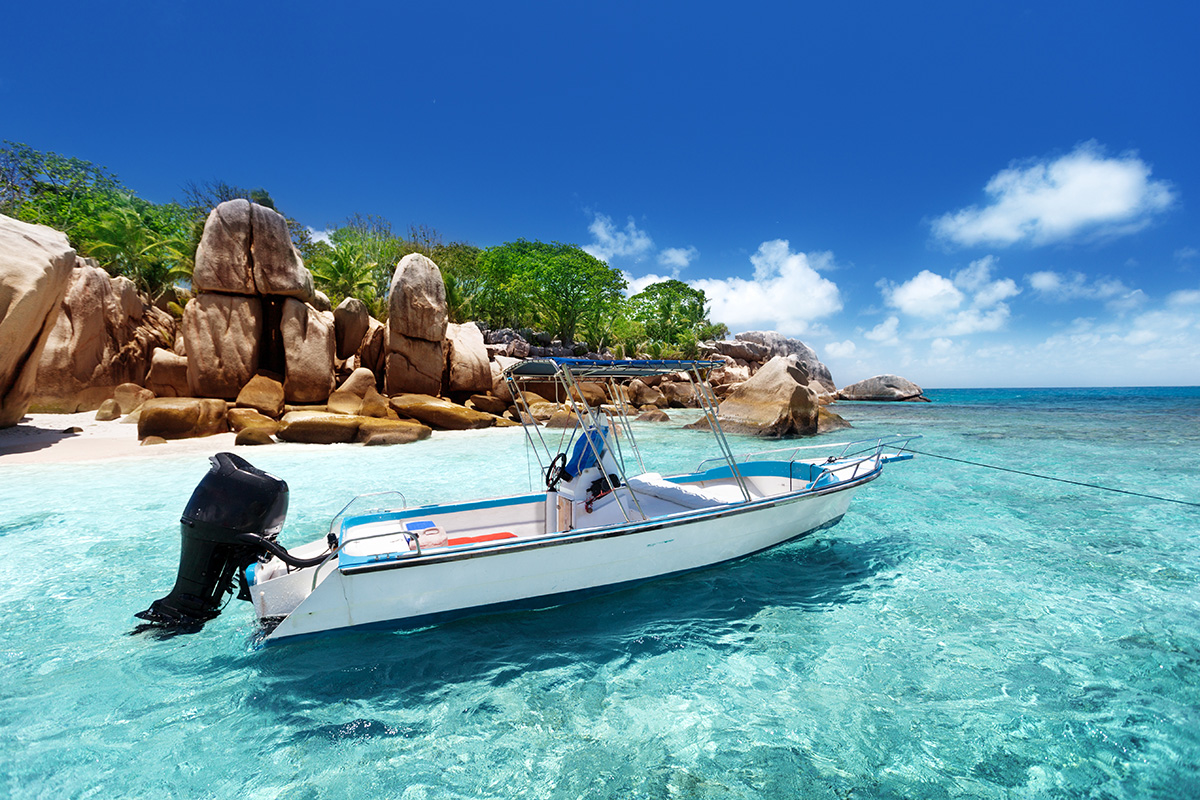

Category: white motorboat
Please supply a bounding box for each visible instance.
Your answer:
[137,358,916,645]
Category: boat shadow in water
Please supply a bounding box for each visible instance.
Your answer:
[246,531,907,734]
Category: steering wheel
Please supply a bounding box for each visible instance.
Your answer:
[545,453,568,490]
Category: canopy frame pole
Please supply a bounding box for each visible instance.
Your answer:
[688,365,752,503]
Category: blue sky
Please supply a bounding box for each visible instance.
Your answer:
[3,1,1197,387]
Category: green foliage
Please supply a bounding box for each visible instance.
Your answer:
[80,196,194,297]
[1,140,125,239]
[308,232,378,312]
[478,240,626,344]
[621,279,726,358]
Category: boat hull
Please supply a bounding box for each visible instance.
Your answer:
[258,477,869,645]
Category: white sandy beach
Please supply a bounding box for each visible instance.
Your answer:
[0,411,238,465]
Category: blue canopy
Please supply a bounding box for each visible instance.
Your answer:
[504,357,722,380]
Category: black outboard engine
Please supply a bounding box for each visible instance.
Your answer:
[136,452,289,629]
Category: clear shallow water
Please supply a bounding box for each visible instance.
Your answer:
[2,388,1199,799]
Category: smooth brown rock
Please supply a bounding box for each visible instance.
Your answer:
[192,199,254,295]
[545,410,581,429]
[113,383,154,415]
[141,436,167,446]
[31,266,173,412]
[689,356,819,437]
[360,386,389,418]
[626,378,666,409]
[0,215,75,427]
[818,405,852,432]
[250,203,313,301]
[95,398,121,421]
[275,411,362,444]
[388,253,447,342]
[137,398,228,440]
[837,374,928,402]
[445,322,492,394]
[235,373,285,418]
[636,409,671,422]
[388,394,495,430]
[467,394,509,416]
[335,367,377,397]
[326,389,363,416]
[281,298,335,403]
[183,294,262,399]
[235,426,276,445]
[568,382,608,407]
[145,349,189,397]
[385,337,445,396]
[361,430,419,446]
[228,407,279,433]
[355,417,432,443]
[333,297,370,360]
[357,317,386,378]
[658,380,698,408]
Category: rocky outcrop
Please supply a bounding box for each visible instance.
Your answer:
[183,293,262,399]
[235,373,285,417]
[185,200,330,403]
[445,321,492,394]
[386,254,447,395]
[137,398,228,440]
[837,374,928,402]
[30,263,174,412]
[691,356,821,437]
[333,297,369,360]
[733,331,836,393]
[275,411,431,444]
[0,215,76,427]
[144,349,190,397]
[389,393,495,430]
[280,298,335,403]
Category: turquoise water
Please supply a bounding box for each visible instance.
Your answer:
[2,388,1199,798]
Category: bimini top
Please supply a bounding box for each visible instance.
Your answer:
[505,357,723,380]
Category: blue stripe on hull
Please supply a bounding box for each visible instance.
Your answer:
[260,514,846,647]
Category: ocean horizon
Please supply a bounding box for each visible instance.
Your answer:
[3,386,1198,798]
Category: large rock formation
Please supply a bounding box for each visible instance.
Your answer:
[184,200,331,402]
[838,374,928,402]
[333,297,369,360]
[183,293,262,399]
[692,355,820,437]
[0,215,76,427]
[30,262,174,412]
[386,253,447,395]
[445,321,492,394]
[733,331,836,392]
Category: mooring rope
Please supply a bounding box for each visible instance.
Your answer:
[899,447,1200,509]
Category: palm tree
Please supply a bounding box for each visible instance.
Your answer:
[80,197,192,298]
[310,237,378,311]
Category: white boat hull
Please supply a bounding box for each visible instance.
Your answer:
[257,479,866,645]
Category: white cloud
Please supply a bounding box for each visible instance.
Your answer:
[864,315,900,345]
[879,257,1019,337]
[689,240,842,335]
[1175,247,1198,263]
[622,271,672,297]
[1026,270,1144,311]
[881,270,964,317]
[658,246,698,271]
[307,226,332,244]
[825,340,856,358]
[930,337,954,355]
[583,213,655,263]
[1168,288,1200,307]
[932,141,1175,247]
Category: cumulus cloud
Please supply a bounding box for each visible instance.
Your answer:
[864,315,900,345]
[583,213,655,263]
[622,271,672,297]
[689,240,842,335]
[307,226,332,244]
[825,340,856,358]
[658,246,699,271]
[881,270,964,318]
[932,141,1175,247]
[1026,270,1144,311]
[878,256,1019,336]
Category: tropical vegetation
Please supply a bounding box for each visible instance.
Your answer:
[0,142,727,356]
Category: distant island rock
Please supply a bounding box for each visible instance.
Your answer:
[837,374,929,402]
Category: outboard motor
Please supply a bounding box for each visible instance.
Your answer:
[136,452,289,629]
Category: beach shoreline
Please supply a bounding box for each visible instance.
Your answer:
[0,412,238,466]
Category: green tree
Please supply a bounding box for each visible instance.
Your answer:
[309,234,379,311]
[79,196,193,297]
[1,141,124,238]
[481,240,626,344]
[626,279,728,358]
